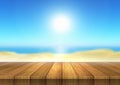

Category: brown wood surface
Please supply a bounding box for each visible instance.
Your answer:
[0,62,119,85]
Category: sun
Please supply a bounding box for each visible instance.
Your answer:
[51,15,71,34]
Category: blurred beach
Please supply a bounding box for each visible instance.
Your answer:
[0,49,120,62]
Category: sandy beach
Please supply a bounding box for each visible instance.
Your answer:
[0,49,120,62]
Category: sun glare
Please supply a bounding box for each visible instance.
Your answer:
[51,15,71,34]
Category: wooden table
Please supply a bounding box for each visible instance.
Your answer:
[0,62,120,85]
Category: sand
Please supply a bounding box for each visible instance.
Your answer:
[0,49,120,62]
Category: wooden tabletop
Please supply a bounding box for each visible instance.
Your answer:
[0,62,120,85]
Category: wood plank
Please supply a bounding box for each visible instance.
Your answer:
[71,63,93,85]
[31,63,53,85]
[62,62,78,85]
[0,63,26,79]
[9,63,34,76]
[89,63,120,79]
[0,63,26,85]
[80,63,109,85]
[71,63,93,79]
[90,63,120,85]
[0,62,20,73]
[0,63,11,67]
[15,63,44,79]
[107,63,120,73]
[107,62,120,85]
[80,63,109,79]
[46,63,62,85]
[0,63,38,85]
[0,79,13,85]
[47,63,62,79]
[15,63,44,85]
[0,62,119,85]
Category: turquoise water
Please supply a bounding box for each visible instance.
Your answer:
[0,47,120,54]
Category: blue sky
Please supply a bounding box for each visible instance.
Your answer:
[0,0,120,47]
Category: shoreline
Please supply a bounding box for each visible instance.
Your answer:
[0,49,120,62]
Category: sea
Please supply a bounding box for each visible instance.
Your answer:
[0,46,120,54]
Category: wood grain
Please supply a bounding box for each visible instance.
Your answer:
[71,63,93,85]
[0,62,119,85]
[46,63,62,85]
[31,63,53,85]
[62,63,78,85]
